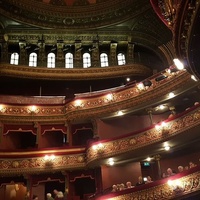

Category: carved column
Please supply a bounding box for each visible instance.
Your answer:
[37,42,46,67]
[127,43,134,64]
[1,42,9,63]
[0,121,3,144]
[65,121,72,146]
[23,174,31,200]
[19,42,27,65]
[74,40,82,68]
[154,154,161,180]
[147,108,154,125]
[62,171,69,199]
[34,122,40,148]
[91,118,99,140]
[57,41,64,68]
[110,42,117,66]
[91,41,100,67]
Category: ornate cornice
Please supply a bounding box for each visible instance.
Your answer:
[0,63,152,80]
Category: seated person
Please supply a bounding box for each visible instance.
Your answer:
[184,166,189,170]
[111,184,118,192]
[126,181,134,189]
[135,176,145,186]
[145,176,153,184]
[47,193,54,200]
[178,165,184,173]
[166,168,176,177]
[189,161,197,168]
[119,183,125,191]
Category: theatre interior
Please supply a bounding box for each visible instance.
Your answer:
[0,0,200,200]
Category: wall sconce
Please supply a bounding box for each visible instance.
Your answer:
[74,100,84,108]
[155,121,167,130]
[136,82,145,92]
[0,104,6,113]
[92,143,104,153]
[191,75,198,82]
[117,110,124,116]
[168,179,184,193]
[155,121,169,134]
[44,155,55,166]
[168,92,175,98]
[164,142,171,151]
[104,93,114,103]
[28,105,39,114]
[108,158,114,166]
[173,58,184,70]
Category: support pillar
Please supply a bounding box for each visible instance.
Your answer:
[110,42,117,66]
[74,40,82,68]
[154,154,161,180]
[127,43,134,64]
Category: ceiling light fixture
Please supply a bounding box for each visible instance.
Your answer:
[191,75,198,81]
[173,58,184,70]
[117,111,124,116]
[146,157,151,162]
[108,158,114,166]
[168,92,175,98]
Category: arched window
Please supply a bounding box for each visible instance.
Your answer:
[29,52,37,67]
[10,52,19,65]
[100,53,109,67]
[117,53,126,65]
[47,52,55,68]
[65,52,73,68]
[83,53,91,68]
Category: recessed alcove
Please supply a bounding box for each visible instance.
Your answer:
[74,177,96,199]
[40,130,66,148]
[4,131,36,150]
[72,128,94,146]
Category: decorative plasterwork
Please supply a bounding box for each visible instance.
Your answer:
[174,0,199,59]
[0,103,200,174]
[96,170,200,200]
[0,150,86,175]
[0,0,150,29]
[0,63,152,80]
[0,69,197,121]
[87,105,200,164]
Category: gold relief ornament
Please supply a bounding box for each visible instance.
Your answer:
[12,161,19,168]
[77,155,85,163]
[129,138,137,145]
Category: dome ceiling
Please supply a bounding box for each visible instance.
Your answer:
[0,0,151,29]
[0,0,172,51]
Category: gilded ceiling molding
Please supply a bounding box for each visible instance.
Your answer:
[96,169,200,199]
[86,105,200,164]
[0,63,152,80]
[6,32,129,44]
[0,0,150,29]
[0,69,197,122]
[158,40,176,65]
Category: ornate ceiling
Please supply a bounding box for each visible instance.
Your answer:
[0,0,172,49]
